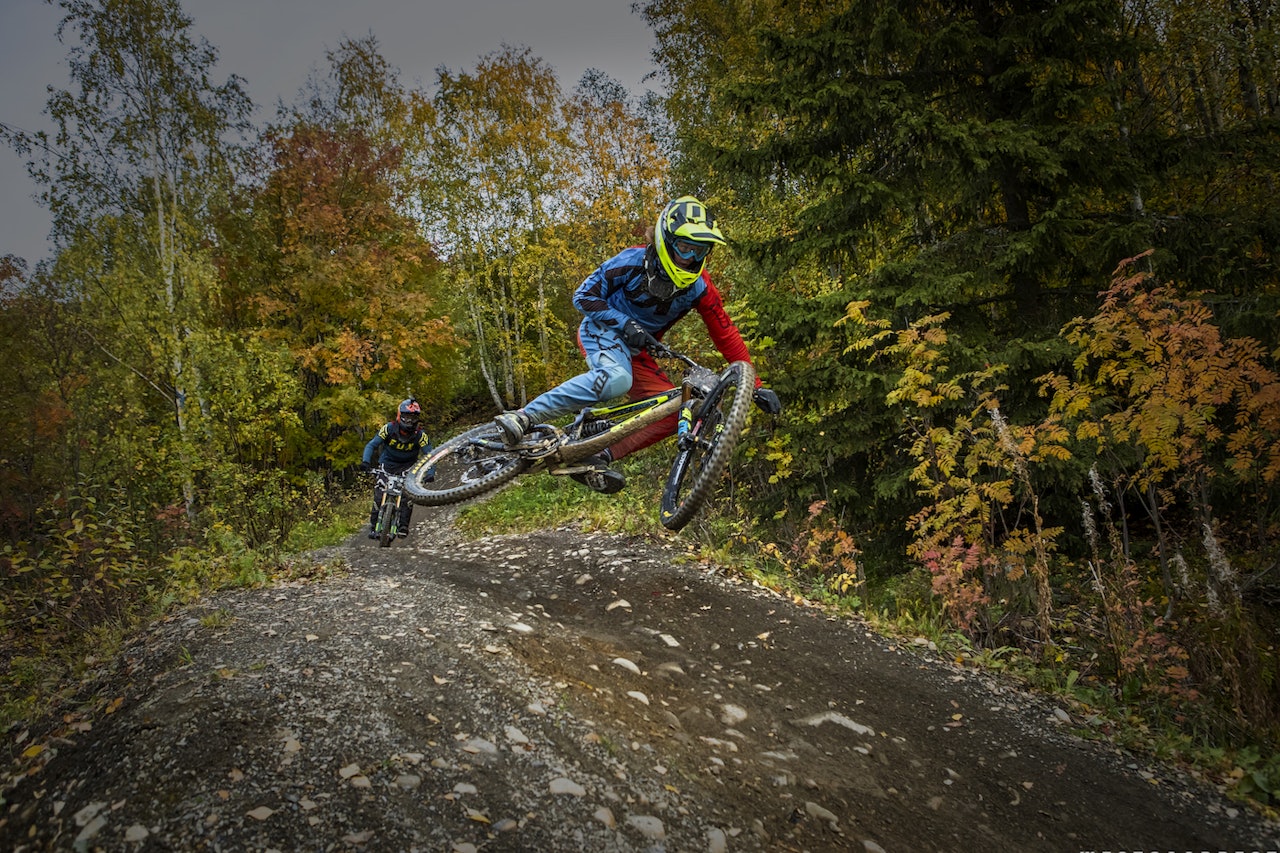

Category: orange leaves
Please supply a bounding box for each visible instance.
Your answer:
[324,331,375,385]
[805,499,828,521]
[790,500,863,599]
[1045,252,1280,489]
[223,82,461,452]
[34,390,76,439]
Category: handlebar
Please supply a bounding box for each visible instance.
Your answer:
[645,341,697,369]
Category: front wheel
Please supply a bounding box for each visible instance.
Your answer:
[404,423,530,506]
[660,361,756,532]
[377,497,395,547]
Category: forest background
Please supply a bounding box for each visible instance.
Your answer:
[2,0,1279,812]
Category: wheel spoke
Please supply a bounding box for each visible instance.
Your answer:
[403,423,530,505]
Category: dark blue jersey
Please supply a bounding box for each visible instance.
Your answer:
[363,422,431,468]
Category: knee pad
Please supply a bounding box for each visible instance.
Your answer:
[592,366,632,401]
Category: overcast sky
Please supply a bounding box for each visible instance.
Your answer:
[0,0,658,267]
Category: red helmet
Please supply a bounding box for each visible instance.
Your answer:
[397,398,421,431]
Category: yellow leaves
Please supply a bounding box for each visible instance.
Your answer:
[838,300,895,354]
[837,299,874,327]
[762,434,794,483]
[1040,260,1280,500]
[1038,444,1073,462]
[1075,420,1102,442]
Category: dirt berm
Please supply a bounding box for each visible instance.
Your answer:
[3,507,1277,852]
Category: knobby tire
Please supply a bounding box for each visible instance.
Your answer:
[377,498,395,548]
[660,361,755,532]
[404,423,530,506]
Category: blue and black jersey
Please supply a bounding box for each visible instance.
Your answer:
[573,245,753,366]
[363,423,431,469]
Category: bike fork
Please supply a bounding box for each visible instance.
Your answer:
[678,399,714,451]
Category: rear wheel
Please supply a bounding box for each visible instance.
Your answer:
[377,498,395,547]
[404,423,530,506]
[660,361,755,532]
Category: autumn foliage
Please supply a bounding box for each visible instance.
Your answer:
[4,0,1280,792]
[838,254,1280,742]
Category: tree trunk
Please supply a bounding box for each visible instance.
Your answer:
[150,138,197,517]
[1142,481,1176,619]
[1228,0,1263,119]
[465,287,503,412]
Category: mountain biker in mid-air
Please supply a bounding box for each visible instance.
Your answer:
[493,195,781,494]
[361,398,432,538]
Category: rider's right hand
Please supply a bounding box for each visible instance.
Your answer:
[360,460,373,473]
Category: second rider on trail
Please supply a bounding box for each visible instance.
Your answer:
[494,195,782,494]
[362,399,432,538]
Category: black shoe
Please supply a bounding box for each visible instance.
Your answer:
[570,452,626,494]
[495,410,533,445]
[397,529,409,538]
[368,528,379,539]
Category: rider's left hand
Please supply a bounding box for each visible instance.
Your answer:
[753,387,782,415]
[620,320,659,353]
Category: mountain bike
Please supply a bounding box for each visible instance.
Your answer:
[402,346,756,532]
[372,467,409,547]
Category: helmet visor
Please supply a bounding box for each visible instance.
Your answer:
[670,237,712,270]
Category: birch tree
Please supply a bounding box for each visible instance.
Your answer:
[4,0,251,513]
[418,46,577,409]
[565,69,668,261]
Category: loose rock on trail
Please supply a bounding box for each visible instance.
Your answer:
[3,509,1278,852]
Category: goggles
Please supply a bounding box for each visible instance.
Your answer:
[670,237,712,266]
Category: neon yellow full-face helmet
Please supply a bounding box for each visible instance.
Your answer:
[652,196,726,294]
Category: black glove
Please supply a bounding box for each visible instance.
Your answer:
[753,387,782,415]
[620,320,658,352]
[360,460,373,473]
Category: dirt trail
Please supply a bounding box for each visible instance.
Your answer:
[2,510,1277,852]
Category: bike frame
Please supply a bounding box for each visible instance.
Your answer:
[403,347,755,527]
[373,469,407,545]
[475,387,686,476]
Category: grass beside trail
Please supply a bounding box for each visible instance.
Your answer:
[0,498,363,736]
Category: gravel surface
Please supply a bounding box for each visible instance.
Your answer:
[3,507,1278,852]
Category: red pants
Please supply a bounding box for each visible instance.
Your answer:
[606,350,677,461]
